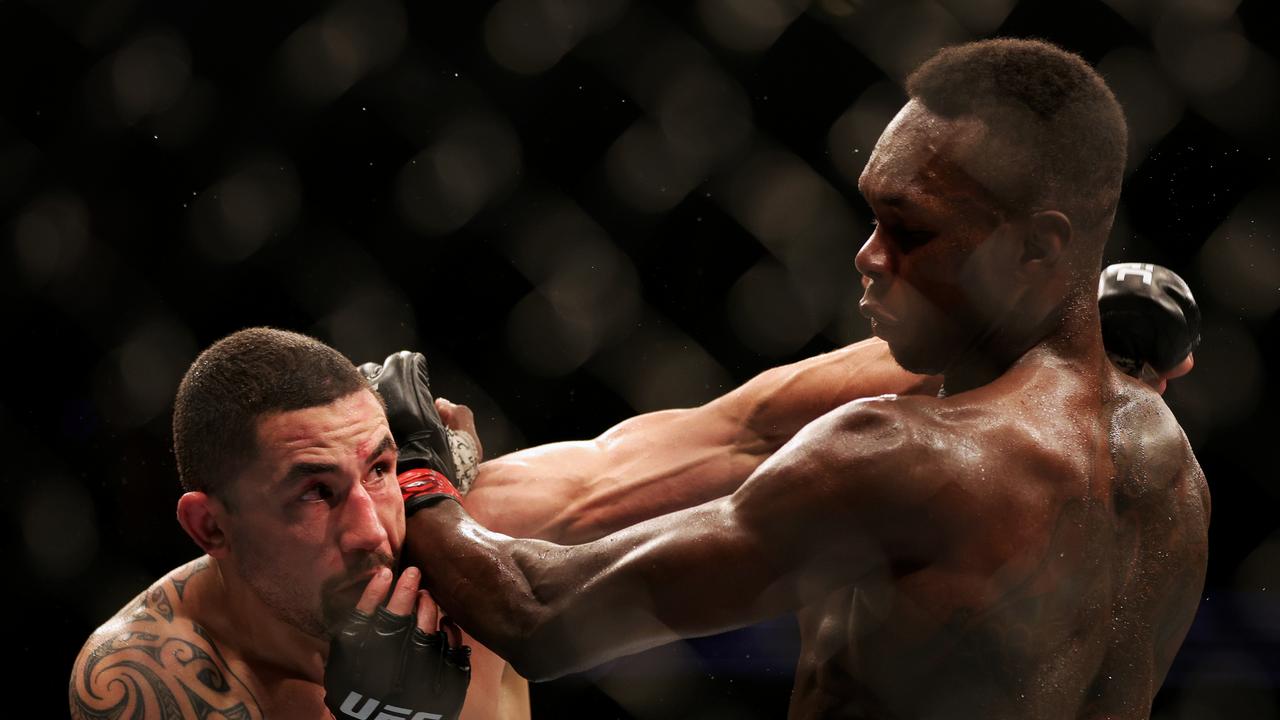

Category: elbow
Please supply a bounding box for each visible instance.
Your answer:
[486,589,591,676]
[506,649,565,683]
[472,563,580,681]
[497,611,578,682]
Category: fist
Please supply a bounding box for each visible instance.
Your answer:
[361,351,461,511]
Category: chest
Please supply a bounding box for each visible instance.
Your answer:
[229,659,330,720]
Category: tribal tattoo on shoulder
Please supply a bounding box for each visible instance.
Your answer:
[70,560,265,720]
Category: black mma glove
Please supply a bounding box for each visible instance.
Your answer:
[1098,262,1201,378]
[361,351,462,514]
[325,605,470,720]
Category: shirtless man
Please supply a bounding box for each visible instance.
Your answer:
[69,329,471,720]
[392,259,1199,717]
[398,38,1210,719]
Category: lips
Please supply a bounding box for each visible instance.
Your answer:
[334,570,381,595]
[859,299,899,326]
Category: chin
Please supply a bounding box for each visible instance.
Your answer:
[321,586,364,631]
[883,337,947,376]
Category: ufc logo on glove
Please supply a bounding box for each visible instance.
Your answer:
[338,691,443,720]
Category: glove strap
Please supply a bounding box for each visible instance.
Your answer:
[399,468,462,516]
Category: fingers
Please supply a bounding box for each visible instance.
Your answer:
[440,617,465,650]
[414,589,442,634]
[413,587,468,654]
[436,398,478,438]
[435,397,456,425]
[385,566,421,616]
[357,361,383,382]
[1168,353,1194,380]
[355,566,394,615]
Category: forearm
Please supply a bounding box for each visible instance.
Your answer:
[407,501,664,680]
[466,411,768,543]
[408,497,798,681]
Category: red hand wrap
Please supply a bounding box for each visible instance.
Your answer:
[398,468,462,507]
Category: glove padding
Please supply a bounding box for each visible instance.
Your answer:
[361,351,461,514]
[1098,263,1201,376]
[325,605,470,720]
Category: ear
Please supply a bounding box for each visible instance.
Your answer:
[1022,210,1071,271]
[176,492,231,557]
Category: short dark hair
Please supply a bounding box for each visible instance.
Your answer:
[906,38,1128,237]
[172,327,371,502]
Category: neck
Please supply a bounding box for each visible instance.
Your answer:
[940,287,1101,396]
[205,556,328,681]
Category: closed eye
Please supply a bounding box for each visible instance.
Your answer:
[897,229,935,250]
[875,221,934,252]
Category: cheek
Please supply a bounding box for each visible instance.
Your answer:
[373,487,407,550]
[234,510,332,559]
[898,253,972,316]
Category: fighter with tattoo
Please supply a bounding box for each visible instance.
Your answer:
[70,330,470,720]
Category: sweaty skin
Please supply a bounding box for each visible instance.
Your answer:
[467,338,938,543]
[438,337,936,718]
[69,338,931,720]
[405,100,1210,719]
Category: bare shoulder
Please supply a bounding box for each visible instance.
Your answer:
[718,392,1021,595]
[736,393,982,530]
[69,558,265,720]
[792,391,987,480]
[789,392,1078,527]
[1109,384,1211,579]
[1110,385,1209,510]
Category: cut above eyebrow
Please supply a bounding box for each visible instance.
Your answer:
[274,434,397,489]
[367,433,396,462]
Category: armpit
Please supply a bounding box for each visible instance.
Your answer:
[70,584,263,720]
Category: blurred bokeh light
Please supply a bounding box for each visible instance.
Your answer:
[4,0,1276,715]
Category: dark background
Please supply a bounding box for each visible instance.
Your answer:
[5,0,1278,717]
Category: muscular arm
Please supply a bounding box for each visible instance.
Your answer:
[412,397,940,681]
[466,338,935,543]
[69,563,263,720]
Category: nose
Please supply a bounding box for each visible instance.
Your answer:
[338,482,391,556]
[854,228,890,283]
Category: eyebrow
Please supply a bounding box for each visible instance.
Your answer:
[277,461,340,490]
[274,434,397,489]
[869,193,918,209]
[367,433,396,462]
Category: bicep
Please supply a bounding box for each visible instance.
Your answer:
[71,621,262,720]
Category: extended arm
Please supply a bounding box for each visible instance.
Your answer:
[411,398,932,681]
[466,338,935,542]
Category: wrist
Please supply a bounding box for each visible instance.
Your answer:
[399,468,462,516]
